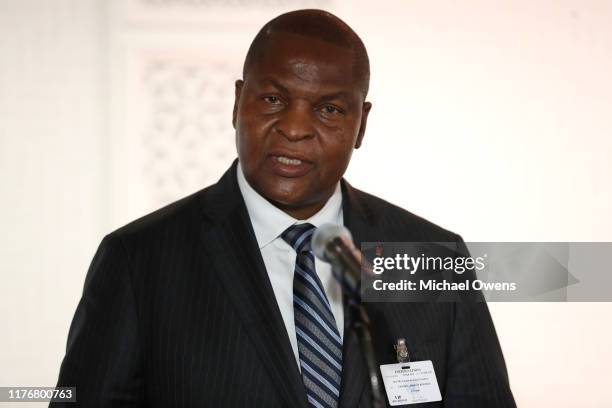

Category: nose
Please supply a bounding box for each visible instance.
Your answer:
[274,101,315,141]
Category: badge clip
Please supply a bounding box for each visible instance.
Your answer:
[394,338,410,363]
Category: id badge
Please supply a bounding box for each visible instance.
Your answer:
[380,360,442,406]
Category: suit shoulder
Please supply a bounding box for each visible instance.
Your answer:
[109,185,212,244]
[352,187,462,242]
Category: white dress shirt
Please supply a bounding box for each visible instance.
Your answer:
[236,162,345,367]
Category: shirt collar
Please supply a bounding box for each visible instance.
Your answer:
[236,162,343,249]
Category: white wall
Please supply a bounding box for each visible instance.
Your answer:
[0,0,108,392]
[1,0,611,406]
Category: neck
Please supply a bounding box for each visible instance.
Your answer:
[272,199,327,220]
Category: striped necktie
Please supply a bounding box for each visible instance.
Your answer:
[282,223,343,408]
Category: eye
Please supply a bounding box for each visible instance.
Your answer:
[262,95,282,104]
[320,104,344,116]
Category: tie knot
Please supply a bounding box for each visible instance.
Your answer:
[281,223,316,253]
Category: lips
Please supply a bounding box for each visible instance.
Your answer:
[267,151,314,178]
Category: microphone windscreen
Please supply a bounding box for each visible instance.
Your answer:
[312,223,353,261]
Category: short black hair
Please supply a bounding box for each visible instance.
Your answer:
[242,9,370,97]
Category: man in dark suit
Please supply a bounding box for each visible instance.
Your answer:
[53,9,516,407]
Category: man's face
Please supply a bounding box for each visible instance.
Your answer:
[233,32,371,219]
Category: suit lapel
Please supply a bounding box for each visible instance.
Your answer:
[339,180,377,408]
[199,162,308,408]
[197,167,380,407]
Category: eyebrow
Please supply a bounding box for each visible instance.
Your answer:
[316,92,351,104]
[258,78,290,95]
[258,78,352,104]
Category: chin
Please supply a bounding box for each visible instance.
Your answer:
[259,185,307,207]
[266,189,305,206]
[264,180,304,198]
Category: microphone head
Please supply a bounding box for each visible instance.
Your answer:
[312,223,353,261]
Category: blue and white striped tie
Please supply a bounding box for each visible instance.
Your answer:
[282,223,343,408]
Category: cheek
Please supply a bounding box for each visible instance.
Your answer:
[317,128,359,174]
[320,125,359,155]
[237,96,277,134]
[236,116,279,171]
[316,147,351,181]
[236,114,267,150]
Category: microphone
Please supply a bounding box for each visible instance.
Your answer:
[312,223,364,301]
[312,224,386,408]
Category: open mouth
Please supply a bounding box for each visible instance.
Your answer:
[268,154,314,177]
[275,156,304,166]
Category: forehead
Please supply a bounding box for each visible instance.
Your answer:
[246,32,360,95]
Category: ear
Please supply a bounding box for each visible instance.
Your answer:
[354,101,372,149]
[232,79,244,129]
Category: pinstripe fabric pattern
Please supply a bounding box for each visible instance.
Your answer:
[282,223,342,408]
[52,161,515,407]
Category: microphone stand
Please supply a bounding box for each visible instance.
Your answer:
[333,263,385,408]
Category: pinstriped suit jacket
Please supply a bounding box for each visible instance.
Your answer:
[53,161,516,407]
